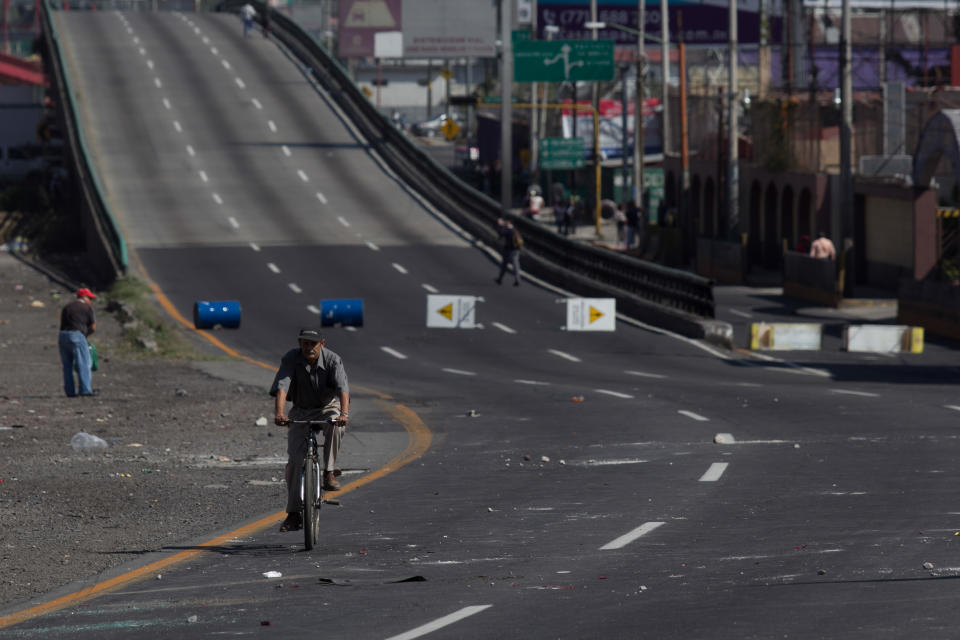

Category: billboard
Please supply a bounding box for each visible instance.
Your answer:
[338,0,402,58]
[401,0,496,58]
[339,0,496,58]
[536,0,784,46]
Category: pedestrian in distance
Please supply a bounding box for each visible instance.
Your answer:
[495,217,523,287]
[271,328,350,533]
[261,3,270,37]
[240,2,256,37]
[809,232,836,261]
[58,288,97,397]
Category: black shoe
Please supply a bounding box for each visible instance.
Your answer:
[279,512,302,532]
[495,278,502,285]
[79,390,100,397]
[514,282,520,287]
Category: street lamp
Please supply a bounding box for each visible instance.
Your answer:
[584,19,658,215]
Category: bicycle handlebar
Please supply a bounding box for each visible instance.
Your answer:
[277,417,343,427]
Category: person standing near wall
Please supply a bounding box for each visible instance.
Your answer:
[809,232,836,260]
[58,288,97,397]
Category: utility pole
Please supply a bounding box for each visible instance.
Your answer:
[840,0,854,291]
[660,0,669,155]
[727,0,739,236]
[530,0,539,186]
[591,0,601,237]
[501,0,514,214]
[636,0,645,210]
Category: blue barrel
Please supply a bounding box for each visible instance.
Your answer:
[320,298,363,327]
[193,300,242,329]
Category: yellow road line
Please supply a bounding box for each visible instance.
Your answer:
[0,278,431,630]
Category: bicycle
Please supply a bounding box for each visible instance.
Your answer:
[283,418,343,551]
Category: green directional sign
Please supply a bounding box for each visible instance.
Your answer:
[514,40,615,83]
[540,137,585,170]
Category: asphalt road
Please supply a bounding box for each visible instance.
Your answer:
[11,8,960,639]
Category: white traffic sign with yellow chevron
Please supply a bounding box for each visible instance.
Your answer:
[566,297,615,331]
[426,295,479,329]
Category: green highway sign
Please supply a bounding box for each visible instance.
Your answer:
[540,137,585,170]
[514,40,615,83]
[478,95,519,104]
[512,29,531,44]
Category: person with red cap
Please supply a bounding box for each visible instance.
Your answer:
[58,288,97,397]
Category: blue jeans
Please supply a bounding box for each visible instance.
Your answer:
[59,330,92,397]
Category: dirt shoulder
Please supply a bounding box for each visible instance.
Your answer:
[0,253,292,609]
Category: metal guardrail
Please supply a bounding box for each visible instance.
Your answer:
[228,0,715,320]
[39,0,128,280]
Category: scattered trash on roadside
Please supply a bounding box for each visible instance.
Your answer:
[817,569,826,575]
[923,562,934,570]
[263,571,282,579]
[29,300,45,308]
[523,455,531,461]
[175,389,188,397]
[156,574,162,580]
[255,416,268,427]
[571,396,585,403]
[127,443,143,447]
[187,615,198,623]
[541,455,550,463]
[71,432,108,450]
[466,409,480,417]
[714,433,735,444]
[260,621,273,626]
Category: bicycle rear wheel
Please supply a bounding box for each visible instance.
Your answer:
[302,458,321,550]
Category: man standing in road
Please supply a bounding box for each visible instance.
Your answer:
[240,2,256,37]
[495,218,523,287]
[271,328,350,532]
[58,288,97,397]
[809,232,836,261]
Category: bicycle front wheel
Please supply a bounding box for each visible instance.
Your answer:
[302,459,321,550]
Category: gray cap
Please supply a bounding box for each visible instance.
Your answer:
[297,327,325,342]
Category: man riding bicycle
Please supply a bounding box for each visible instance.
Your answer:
[270,327,350,532]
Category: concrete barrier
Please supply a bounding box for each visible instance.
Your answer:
[843,325,924,353]
[749,322,823,350]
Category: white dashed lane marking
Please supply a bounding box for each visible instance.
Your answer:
[421,284,438,294]
[249,242,261,252]
[270,121,279,133]
[235,77,246,89]
[729,309,752,318]
[337,217,350,227]
[384,605,492,640]
[492,322,516,334]
[221,59,231,70]
[212,193,223,205]
[198,170,208,183]
[599,522,665,550]
[381,346,408,360]
[288,283,302,294]
[366,241,380,252]
[227,217,239,229]
[595,389,633,399]
[392,263,408,275]
[281,144,290,156]
[153,77,162,88]
[699,462,729,482]
[267,263,280,274]
[316,192,328,204]
[678,410,709,422]
[442,368,476,376]
[830,389,879,398]
[162,98,171,109]
[947,405,960,412]
[252,98,263,109]
[548,349,581,363]
[515,379,550,386]
[186,145,196,157]
[297,170,309,182]
[173,120,182,133]
[625,370,666,379]
[307,305,320,314]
